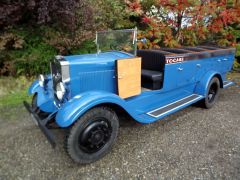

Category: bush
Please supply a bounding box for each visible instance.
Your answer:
[0,27,56,76]
[0,0,93,32]
[234,44,240,70]
[0,0,136,77]
[0,26,100,77]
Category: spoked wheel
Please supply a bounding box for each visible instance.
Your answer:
[202,77,220,109]
[32,94,49,119]
[66,107,119,164]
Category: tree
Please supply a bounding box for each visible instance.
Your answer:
[125,0,240,48]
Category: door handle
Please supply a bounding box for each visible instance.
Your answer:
[196,64,201,68]
[178,67,183,71]
[223,58,228,61]
[217,59,221,62]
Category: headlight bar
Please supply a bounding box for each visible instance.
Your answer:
[56,82,66,100]
[39,74,45,87]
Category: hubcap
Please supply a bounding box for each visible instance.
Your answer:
[78,119,112,153]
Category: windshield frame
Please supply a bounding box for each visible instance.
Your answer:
[95,28,138,56]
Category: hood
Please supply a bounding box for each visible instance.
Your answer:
[64,51,134,65]
[61,51,134,97]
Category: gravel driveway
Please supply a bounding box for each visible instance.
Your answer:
[0,84,240,179]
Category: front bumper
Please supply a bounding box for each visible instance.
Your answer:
[23,101,57,148]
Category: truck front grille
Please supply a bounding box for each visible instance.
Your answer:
[51,61,62,92]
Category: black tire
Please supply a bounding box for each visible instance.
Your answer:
[66,106,119,164]
[32,94,49,119]
[202,77,220,109]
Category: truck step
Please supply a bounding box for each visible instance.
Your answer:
[147,94,203,118]
[223,81,234,88]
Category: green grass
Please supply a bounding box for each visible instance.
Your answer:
[0,76,32,107]
[0,90,30,107]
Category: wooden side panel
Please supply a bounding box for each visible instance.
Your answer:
[116,57,141,99]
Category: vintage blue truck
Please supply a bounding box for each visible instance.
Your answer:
[24,29,236,164]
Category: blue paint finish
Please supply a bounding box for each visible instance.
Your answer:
[65,52,133,98]
[56,91,130,127]
[28,80,41,95]
[28,49,235,127]
[125,86,193,114]
[64,51,133,64]
[55,88,194,127]
[37,86,57,113]
[28,77,58,113]
[147,95,204,120]
[176,60,196,87]
[194,71,222,96]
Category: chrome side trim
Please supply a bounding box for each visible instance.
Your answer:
[223,81,234,88]
[148,94,195,113]
[147,94,203,118]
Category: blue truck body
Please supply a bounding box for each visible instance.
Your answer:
[24,36,236,163]
[28,47,235,127]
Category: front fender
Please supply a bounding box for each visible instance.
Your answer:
[28,80,41,95]
[28,76,57,113]
[28,75,52,95]
[56,91,130,127]
[194,71,223,96]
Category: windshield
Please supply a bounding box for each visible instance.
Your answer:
[96,29,137,55]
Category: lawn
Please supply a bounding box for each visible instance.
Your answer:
[0,76,33,107]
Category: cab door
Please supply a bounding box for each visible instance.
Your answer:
[222,55,233,73]
[176,61,196,88]
[116,57,141,99]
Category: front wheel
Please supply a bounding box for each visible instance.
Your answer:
[202,77,220,109]
[66,106,119,164]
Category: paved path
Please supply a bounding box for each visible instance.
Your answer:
[0,85,240,179]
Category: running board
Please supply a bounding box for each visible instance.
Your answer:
[223,81,234,89]
[147,94,203,118]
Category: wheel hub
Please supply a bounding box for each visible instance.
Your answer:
[90,130,104,145]
[78,119,111,153]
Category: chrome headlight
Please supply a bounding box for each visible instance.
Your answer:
[39,74,45,87]
[56,82,66,100]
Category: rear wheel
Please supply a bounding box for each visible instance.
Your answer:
[202,77,220,109]
[66,106,119,164]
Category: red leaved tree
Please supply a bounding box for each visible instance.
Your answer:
[125,0,240,48]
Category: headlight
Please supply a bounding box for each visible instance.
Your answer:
[56,82,66,100]
[39,74,45,87]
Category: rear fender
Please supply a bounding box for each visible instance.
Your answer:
[194,71,223,96]
[55,91,131,127]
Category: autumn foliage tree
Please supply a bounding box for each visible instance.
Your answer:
[125,0,240,48]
